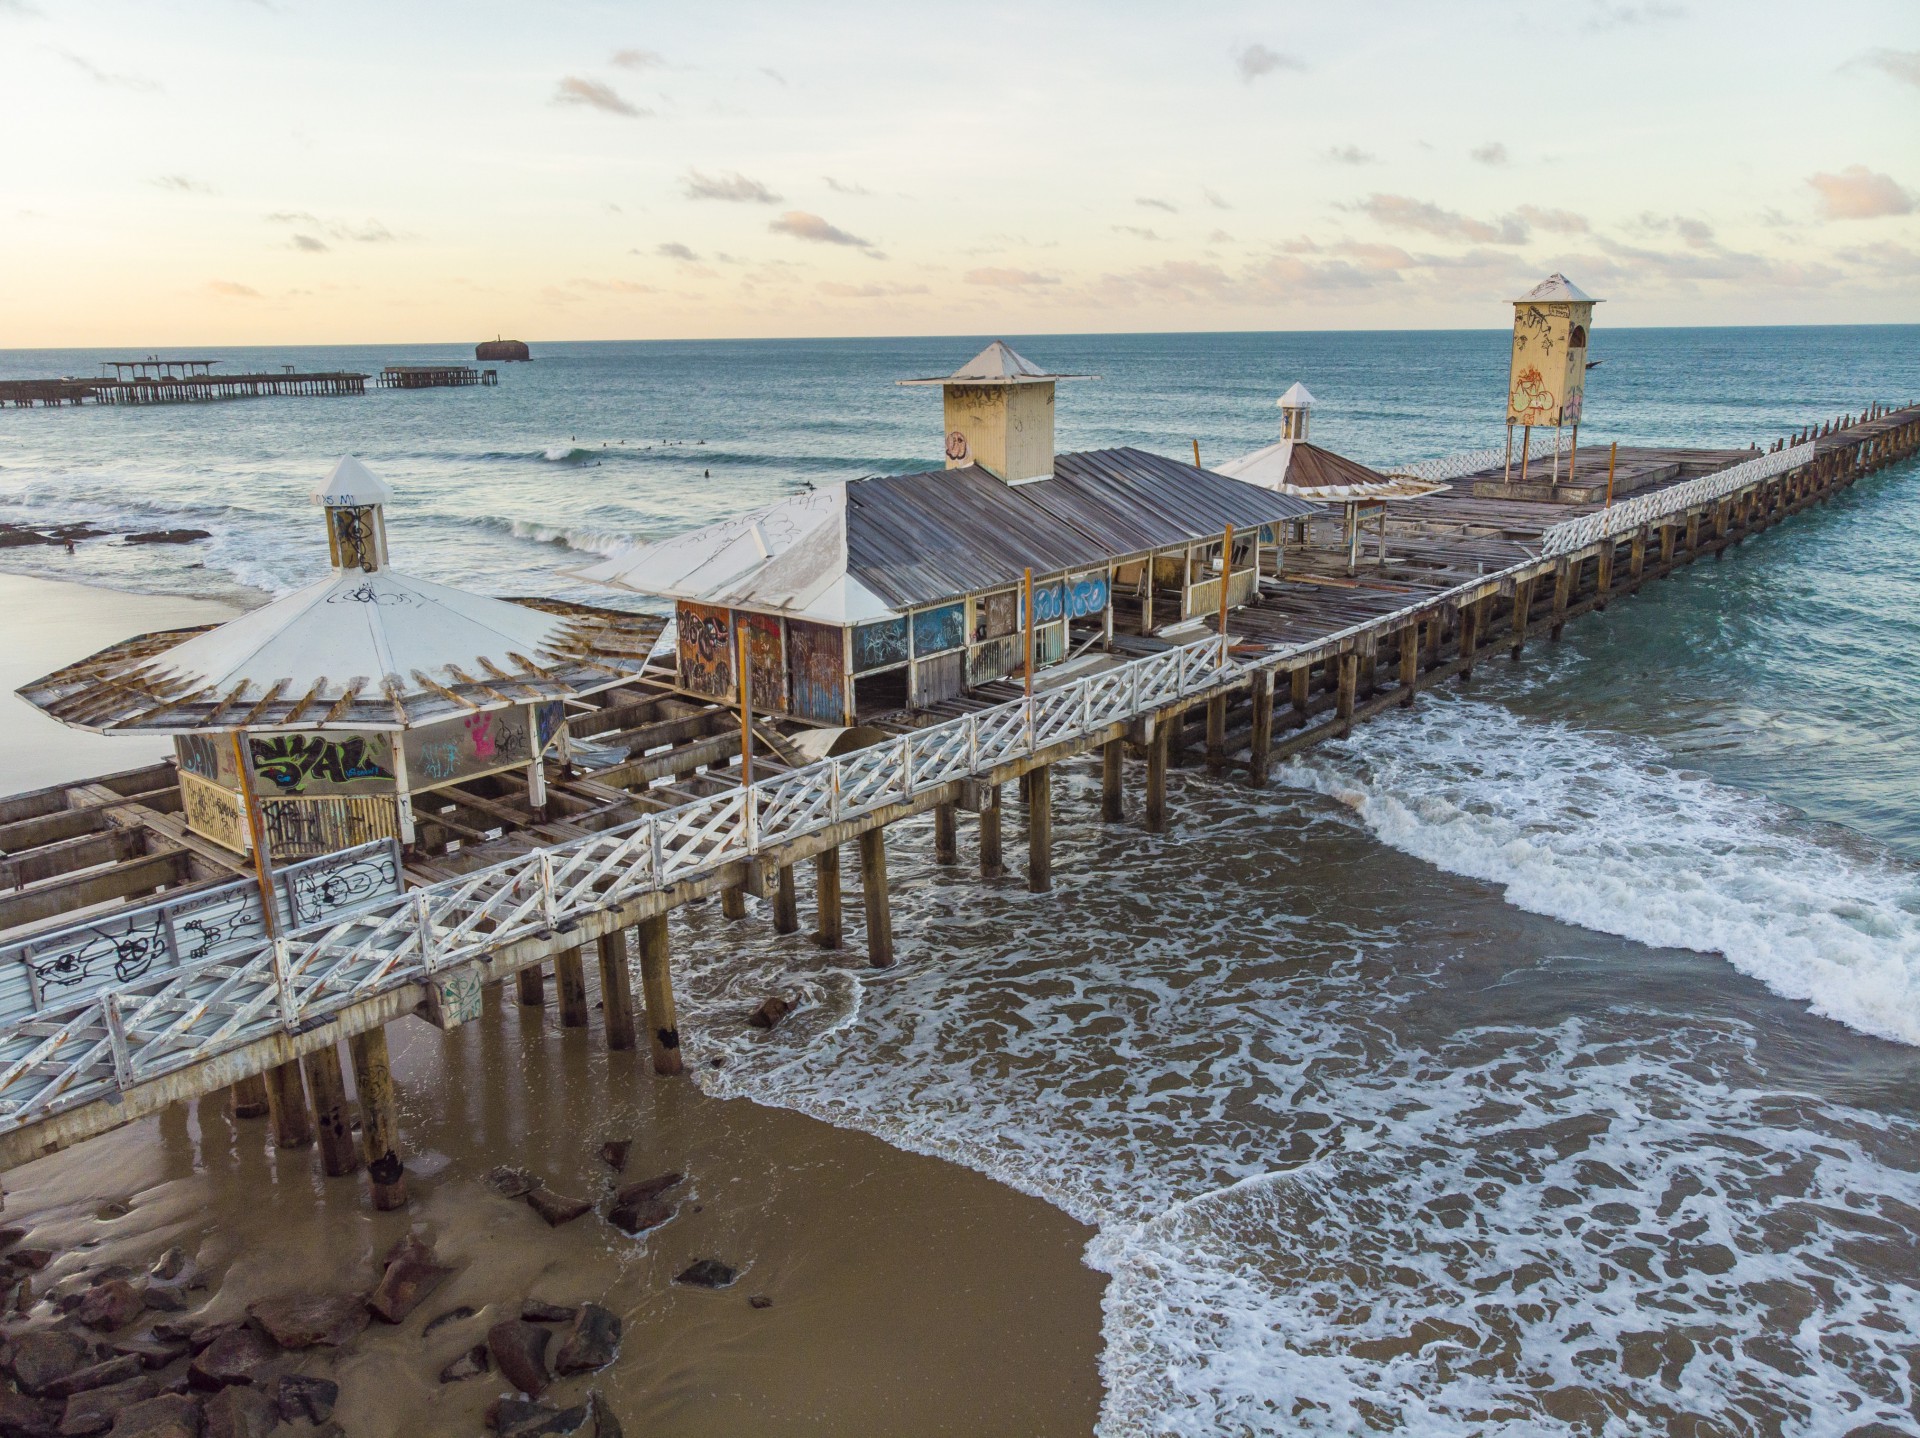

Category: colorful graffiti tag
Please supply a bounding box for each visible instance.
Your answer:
[249,733,393,795]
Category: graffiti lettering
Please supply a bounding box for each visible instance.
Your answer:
[250,733,393,794]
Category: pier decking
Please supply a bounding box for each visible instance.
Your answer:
[377,364,496,389]
[0,403,1913,1203]
[0,370,370,407]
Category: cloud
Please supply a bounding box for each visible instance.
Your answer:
[57,49,160,91]
[1349,192,1529,244]
[265,213,397,243]
[1112,225,1167,241]
[760,67,788,85]
[769,210,871,247]
[1203,188,1232,210]
[1207,229,1233,243]
[1136,196,1178,213]
[1327,145,1376,165]
[1516,204,1590,234]
[291,234,329,252]
[611,48,665,70]
[1807,165,1914,220]
[818,281,929,298]
[965,267,1060,288]
[1235,43,1304,81]
[656,241,699,261]
[683,169,780,203]
[1584,2,1684,29]
[151,175,214,194]
[1471,142,1509,166]
[570,278,656,294]
[1856,48,1920,88]
[824,176,871,195]
[0,1,43,15]
[207,280,262,299]
[553,76,647,117]
[1834,241,1920,276]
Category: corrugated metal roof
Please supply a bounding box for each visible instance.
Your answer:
[1026,448,1316,555]
[844,465,1112,610]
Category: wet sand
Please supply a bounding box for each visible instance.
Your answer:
[0,569,1108,1434]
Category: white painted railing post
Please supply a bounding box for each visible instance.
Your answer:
[537,853,558,926]
[272,937,299,1029]
[414,892,437,971]
[103,994,133,1090]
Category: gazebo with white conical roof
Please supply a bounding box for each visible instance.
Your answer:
[17,458,663,859]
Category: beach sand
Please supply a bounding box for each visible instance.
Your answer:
[0,569,1107,1434]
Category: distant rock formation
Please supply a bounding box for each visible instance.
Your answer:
[476,338,531,362]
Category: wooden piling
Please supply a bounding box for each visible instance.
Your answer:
[348,1027,406,1210]
[1027,764,1053,893]
[771,864,799,935]
[933,803,958,865]
[1398,624,1419,705]
[1550,559,1574,639]
[1248,671,1274,785]
[597,928,636,1051]
[1457,603,1480,682]
[302,1043,360,1178]
[263,1061,314,1151]
[1290,665,1311,729]
[636,913,682,1075]
[1336,652,1359,735]
[230,1074,270,1120]
[1509,578,1533,658]
[1629,529,1648,582]
[721,885,747,921]
[516,963,545,1009]
[1205,694,1228,774]
[980,788,1005,878]
[814,846,843,948]
[1146,723,1170,832]
[859,828,894,968]
[554,946,589,1028]
[1102,738,1126,819]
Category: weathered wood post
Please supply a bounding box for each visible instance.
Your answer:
[1398,624,1420,705]
[1550,559,1574,639]
[597,928,636,1052]
[1458,602,1480,681]
[230,1074,271,1120]
[979,786,1005,878]
[302,1043,360,1178]
[348,1027,406,1210]
[1248,671,1275,785]
[1629,528,1648,583]
[1290,665,1311,729]
[1595,540,1615,607]
[1509,578,1533,658]
[636,913,682,1075]
[721,885,747,921]
[814,847,843,949]
[516,963,545,1009]
[1205,694,1228,774]
[933,804,958,865]
[771,865,799,935]
[1145,723,1170,833]
[554,946,589,1029]
[1336,652,1359,734]
[1101,739,1126,820]
[1167,707,1192,768]
[858,828,894,968]
[263,1062,315,1151]
[1027,764,1053,894]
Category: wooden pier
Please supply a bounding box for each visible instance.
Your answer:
[0,402,1913,1208]
[377,364,497,389]
[0,368,367,407]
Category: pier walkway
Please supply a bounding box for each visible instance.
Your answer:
[0,404,1913,1201]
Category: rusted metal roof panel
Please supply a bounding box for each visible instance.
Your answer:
[1030,447,1317,552]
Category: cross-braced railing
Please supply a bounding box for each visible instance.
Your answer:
[1539,440,1812,555]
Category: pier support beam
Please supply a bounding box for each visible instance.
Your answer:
[554,946,589,1029]
[1027,764,1053,894]
[1398,624,1420,705]
[348,1027,406,1211]
[1630,530,1647,583]
[637,914,682,1076]
[230,1074,270,1120]
[1336,652,1359,735]
[859,828,894,969]
[721,885,747,921]
[1510,579,1534,658]
[1248,671,1274,787]
[1596,542,1616,605]
[302,1043,360,1179]
[979,788,1005,878]
[263,1062,314,1151]
[597,928,636,1052]
[771,864,799,935]
[933,803,958,865]
[1550,559,1574,640]
[1290,666,1311,729]
[1205,695,1228,774]
[516,963,545,1009]
[1102,739,1126,820]
[1146,723,1170,833]
[814,847,843,949]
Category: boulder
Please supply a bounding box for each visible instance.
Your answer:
[145,1251,196,1289]
[485,1320,551,1398]
[483,1167,538,1199]
[604,1196,674,1237]
[55,1374,157,1435]
[437,1344,489,1384]
[103,1394,199,1438]
[486,1399,588,1437]
[246,1294,367,1349]
[612,1173,683,1207]
[525,1189,592,1228]
[43,1354,145,1400]
[186,1328,276,1390]
[272,1374,336,1425]
[586,1391,622,1438]
[8,1252,55,1274]
[200,1386,275,1438]
[366,1254,451,1325]
[107,1336,190,1371]
[672,1259,737,1290]
[8,1331,92,1395]
[596,1142,630,1174]
[76,1282,146,1334]
[746,996,793,1030]
[0,1227,27,1251]
[748,1295,773,1310]
[553,1305,619,1375]
[140,1289,187,1316]
[0,1387,57,1438]
[519,1301,574,1325]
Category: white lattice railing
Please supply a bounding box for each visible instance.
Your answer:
[0,428,1846,1136]
[1389,429,1566,485]
[1538,440,1812,556]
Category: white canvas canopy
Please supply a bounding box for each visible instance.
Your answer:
[568,483,900,626]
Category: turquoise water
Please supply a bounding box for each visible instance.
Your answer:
[4,328,1919,1433]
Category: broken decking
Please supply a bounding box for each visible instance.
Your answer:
[0,403,1913,1207]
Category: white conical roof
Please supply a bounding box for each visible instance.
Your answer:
[898,340,1092,387]
[1277,382,1316,410]
[311,455,393,508]
[1513,273,1599,304]
[568,484,898,626]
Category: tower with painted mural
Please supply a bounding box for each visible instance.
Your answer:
[899,341,1089,484]
[1505,273,1600,484]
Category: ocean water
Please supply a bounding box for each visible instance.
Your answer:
[5,328,1920,1434]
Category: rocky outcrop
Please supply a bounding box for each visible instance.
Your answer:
[475,340,532,362]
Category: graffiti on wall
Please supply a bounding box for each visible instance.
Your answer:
[852,617,909,673]
[741,611,786,712]
[910,603,965,657]
[786,618,845,724]
[179,770,250,853]
[249,732,393,795]
[677,601,733,698]
[535,701,567,755]
[404,708,531,791]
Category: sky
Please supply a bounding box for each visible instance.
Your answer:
[1,0,1916,345]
